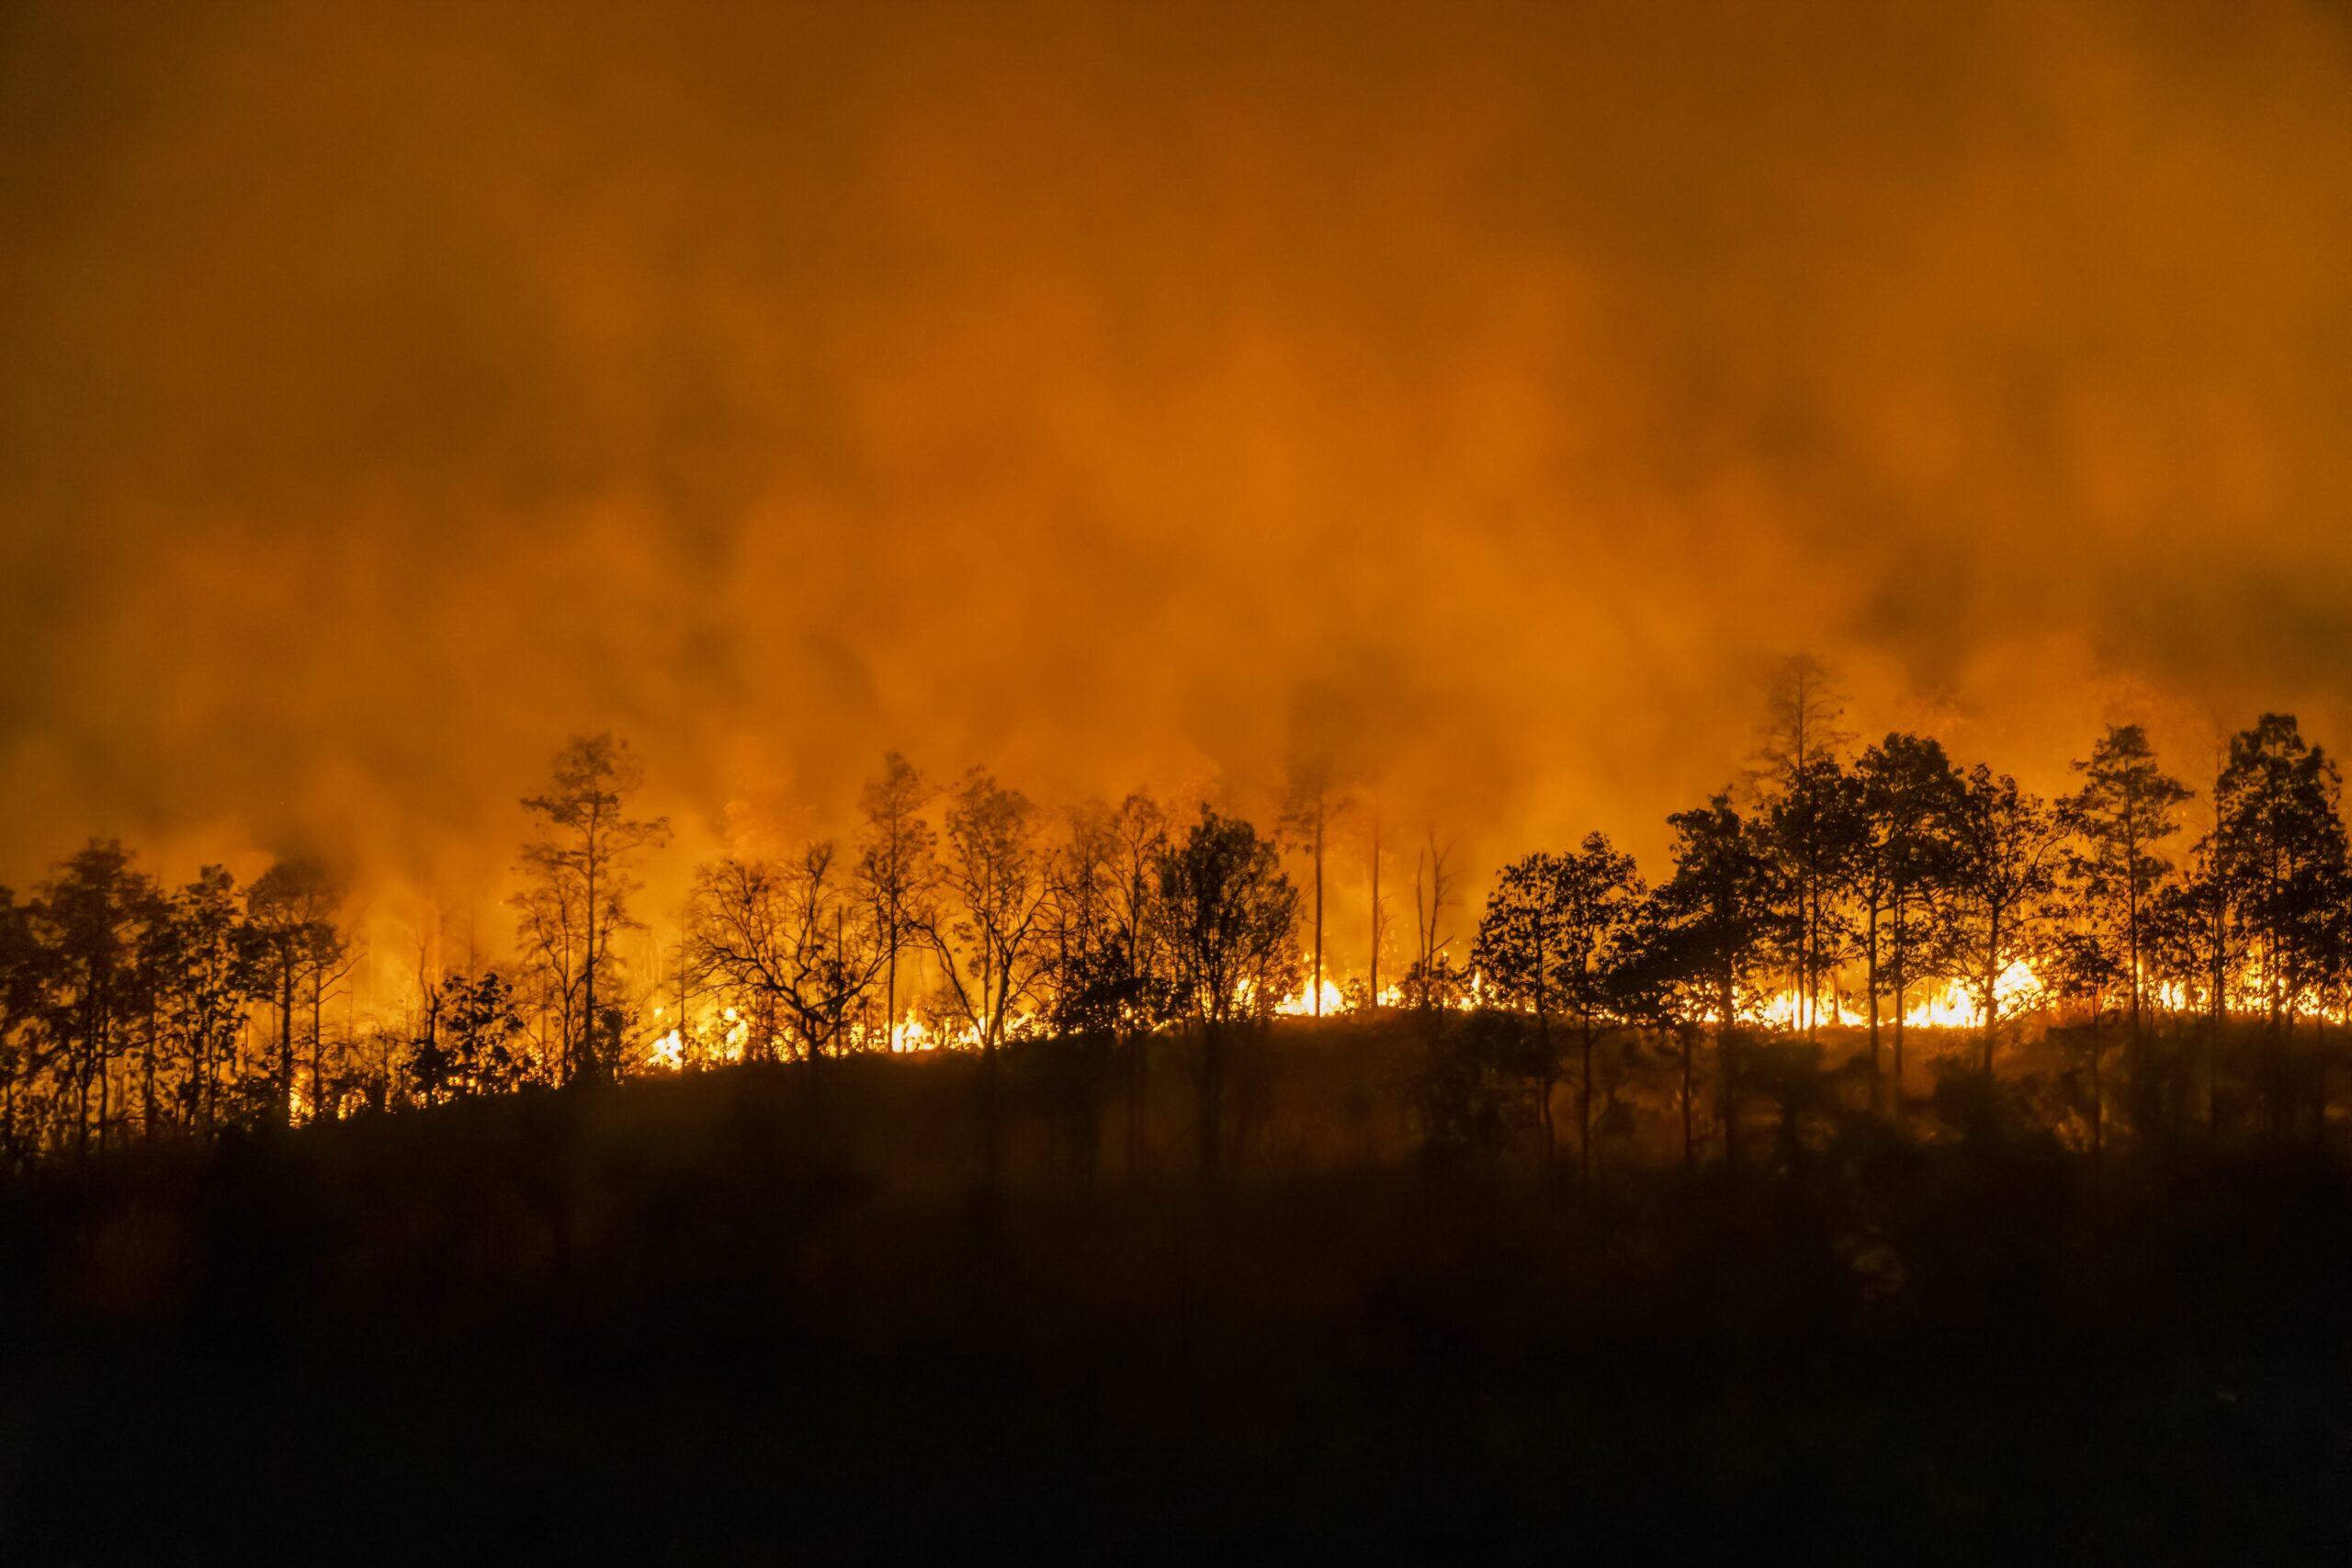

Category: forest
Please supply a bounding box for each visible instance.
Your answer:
[1,660,2346,1179]
[11,0,2352,1551]
[10,666,2352,1556]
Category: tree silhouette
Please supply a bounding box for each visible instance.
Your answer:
[1409,829,1460,997]
[1951,767,2063,1077]
[1751,655,1854,1038]
[0,890,39,1161]
[162,866,254,1135]
[2047,831,2128,1156]
[686,846,878,1064]
[916,770,1057,1189]
[1607,902,1717,1170]
[1853,734,1965,1111]
[1766,754,1860,1043]
[1109,795,1175,1171]
[1364,798,1391,1009]
[32,842,165,1151]
[1470,834,1642,1181]
[2212,715,2346,1134]
[856,751,940,1053]
[2145,857,2227,1139]
[2061,724,2192,1122]
[1153,807,1300,1186]
[1278,753,1351,1018]
[1649,795,1790,1165]
[515,735,670,1084]
[412,970,528,1103]
[1043,795,1176,1184]
[246,858,345,1125]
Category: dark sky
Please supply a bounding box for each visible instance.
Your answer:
[3,0,2350,938]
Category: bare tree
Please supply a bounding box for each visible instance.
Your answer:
[1409,829,1459,1003]
[302,935,360,1122]
[245,857,345,1127]
[686,844,880,1063]
[916,770,1058,1188]
[1366,798,1391,1008]
[1278,753,1351,1017]
[856,751,941,1052]
[514,735,671,1084]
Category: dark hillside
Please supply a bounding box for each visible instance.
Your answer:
[6,1028,2352,1561]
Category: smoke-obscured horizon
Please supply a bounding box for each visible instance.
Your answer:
[4,0,2350,947]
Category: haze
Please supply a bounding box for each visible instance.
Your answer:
[3,0,2348,924]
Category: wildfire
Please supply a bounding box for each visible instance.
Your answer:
[1759,961,2043,1031]
[643,959,2084,1077]
[641,1004,751,1071]
[1276,979,1347,1018]
[888,1011,980,1053]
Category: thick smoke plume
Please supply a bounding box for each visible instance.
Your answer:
[4,0,2350,950]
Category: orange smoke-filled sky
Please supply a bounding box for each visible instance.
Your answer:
[2,0,2350,927]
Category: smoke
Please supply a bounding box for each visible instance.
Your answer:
[3,0,2349,936]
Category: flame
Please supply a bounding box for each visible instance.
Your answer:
[1759,960,2041,1030]
[889,1010,950,1053]
[640,955,2113,1077]
[1276,979,1347,1017]
[640,1005,750,1071]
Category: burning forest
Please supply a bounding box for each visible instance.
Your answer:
[8,0,2352,1558]
[10,680,2352,1179]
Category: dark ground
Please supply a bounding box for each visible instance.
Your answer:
[6,1046,2352,1562]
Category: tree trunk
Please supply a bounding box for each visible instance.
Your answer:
[1981,901,2002,1078]
[1579,1012,1595,1189]
[1312,812,1325,1018]
[1718,972,1738,1168]
[1679,1025,1695,1171]
[279,964,297,1128]
[1806,875,1823,1044]
[94,1016,109,1153]
[1893,983,1905,1124]
[2126,838,2144,1108]
[311,972,328,1123]
[1865,904,1882,1111]
[2210,912,2226,1147]
[141,1001,158,1141]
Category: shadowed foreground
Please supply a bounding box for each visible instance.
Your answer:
[6,1053,2352,1562]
